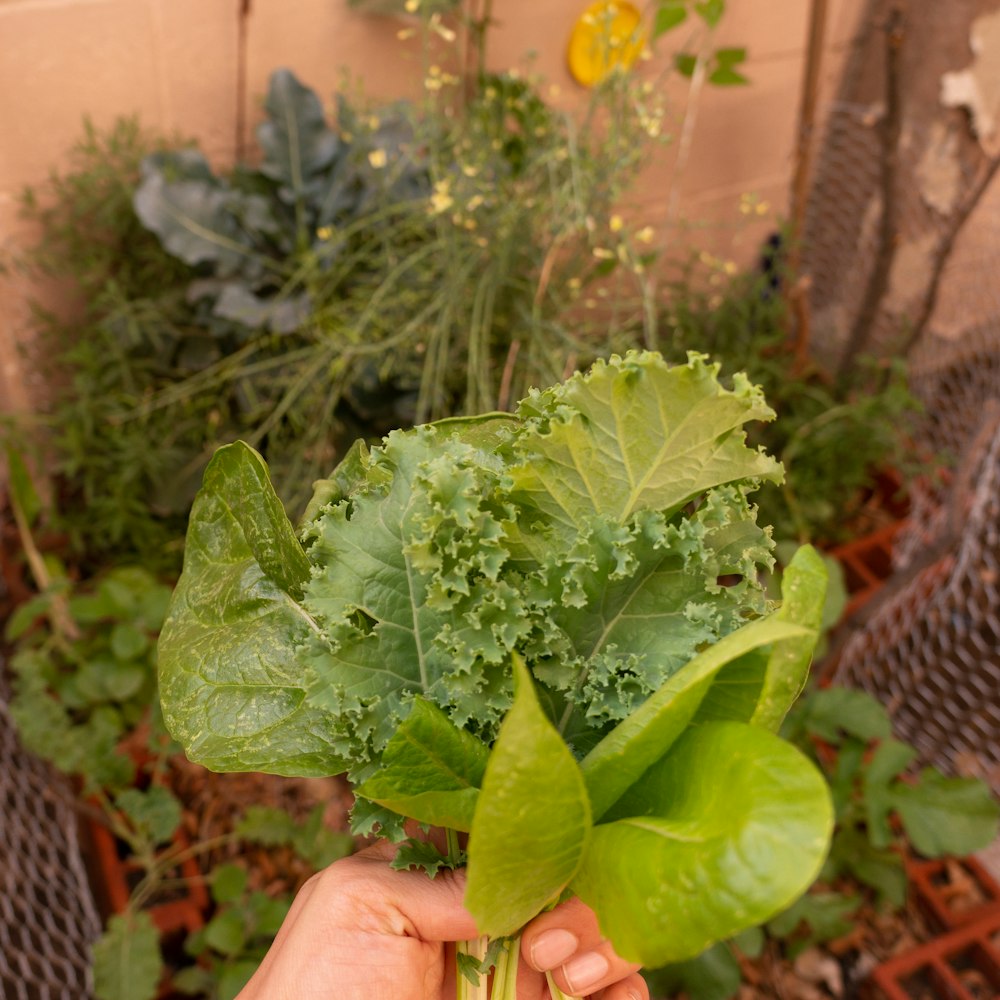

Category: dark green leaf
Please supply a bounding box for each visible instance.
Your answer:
[465,655,591,937]
[356,698,489,831]
[218,960,262,1000]
[799,687,891,744]
[92,912,163,1000]
[110,622,150,661]
[675,53,698,77]
[767,891,859,946]
[573,722,833,966]
[391,839,453,877]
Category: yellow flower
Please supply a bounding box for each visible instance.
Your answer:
[429,179,454,215]
[636,226,655,244]
[368,149,388,169]
[609,214,624,233]
[316,226,333,241]
[404,0,419,11]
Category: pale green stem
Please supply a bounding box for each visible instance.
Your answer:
[489,937,518,1000]
[545,971,580,1000]
[456,935,490,1000]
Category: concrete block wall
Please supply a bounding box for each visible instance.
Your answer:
[0,0,864,416]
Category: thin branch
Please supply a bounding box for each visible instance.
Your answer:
[900,153,1000,355]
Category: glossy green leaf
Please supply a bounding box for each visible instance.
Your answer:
[465,656,591,936]
[356,698,489,831]
[92,912,162,1000]
[693,545,825,730]
[891,770,999,858]
[157,441,347,776]
[581,615,812,819]
[573,722,833,966]
[643,941,741,1000]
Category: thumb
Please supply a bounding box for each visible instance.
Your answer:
[348,841,482,943]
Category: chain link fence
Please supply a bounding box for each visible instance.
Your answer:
[0,670,101,999]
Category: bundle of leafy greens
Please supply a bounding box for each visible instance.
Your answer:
[158,351,833,997]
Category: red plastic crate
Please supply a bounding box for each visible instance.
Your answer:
[870,910,1000,999]
[908,857,1000,932]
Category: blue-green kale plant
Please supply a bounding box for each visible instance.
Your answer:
[157,351,834,998]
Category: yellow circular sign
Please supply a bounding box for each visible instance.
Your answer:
[567,0,646,87]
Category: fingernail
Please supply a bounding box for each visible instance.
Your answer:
[530,928,578,969]
[562,950,610,995]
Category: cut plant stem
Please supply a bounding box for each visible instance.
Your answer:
[546,971,579,1000]
[489,937,518,1000]
[456,935,490,1000]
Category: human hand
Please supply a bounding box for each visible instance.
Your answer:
[237,841,647,1000]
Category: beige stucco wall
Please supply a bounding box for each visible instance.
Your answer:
[0,0,864,416]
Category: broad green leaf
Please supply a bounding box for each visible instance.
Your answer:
[92,911,163,1000]
[750,545,826,729]
[257,69,340,210]
[134,150,272,278]
[891,770,999,858]
[574,722,832,966]
[236,805,298,846]
[509,353,782,534]
[653,2,688,38]
[465,656,591,936]
[116,786,182,845]
[356,698,489,831]
[675,52,698,77]
[863,739,918,849]
[693,545,825,730]
[709,48,749,86]
[158,441,347,776]
[581,615,812,819]
[111,621,150,661]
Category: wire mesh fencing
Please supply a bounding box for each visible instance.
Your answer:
[0,673,101,999]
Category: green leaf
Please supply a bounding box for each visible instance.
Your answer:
[465,655,591,937]
[510,354,781,534]
[116,786,182,845]
[694,0,724,26]
[675,52,698,77]
[134,150,271,278]
[92,912,163,1000]
[709,47,749,86]
[573,722,833,966]
[5,446,43,527]
[236,805,297,846]
[694,545,826,730]
[218,960,262,1000]
[157,442,347,776]
[581,614,813,820]
[767,891,859,947]
[356,698,489,831]
[391,839,453,877]
[798,687,891,744]
[653,2,688,38]
[204,909,249,956]
[643,941,742,1000]
[111,622,150,661]
[211,864,249,905]
[863,739,917,849]
[891,770,1000,858]
[4,593,52,640]
[257,69,340,209]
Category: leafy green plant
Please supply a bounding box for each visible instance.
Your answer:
[158,352,835,998]
[662,265,923,545]
[645,685,999,999]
